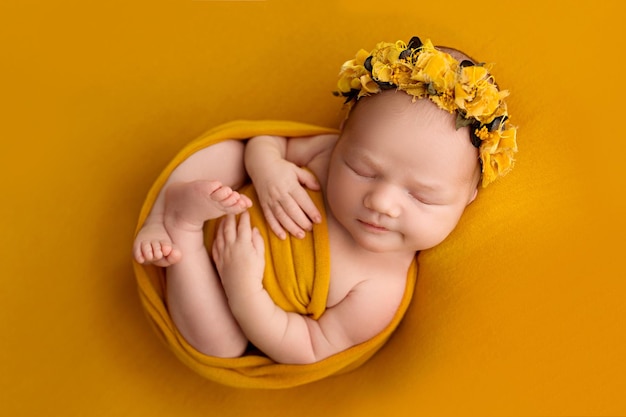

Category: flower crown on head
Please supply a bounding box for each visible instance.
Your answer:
[334,36,518,187]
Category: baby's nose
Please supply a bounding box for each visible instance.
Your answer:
[363,184,401,218]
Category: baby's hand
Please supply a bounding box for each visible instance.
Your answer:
[253,159,321,240]
[212,211,265,295]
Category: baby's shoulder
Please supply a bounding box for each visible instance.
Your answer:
[285,133,338,166]
[286,133,338,185]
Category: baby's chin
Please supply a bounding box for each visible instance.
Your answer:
[351,233,422,255]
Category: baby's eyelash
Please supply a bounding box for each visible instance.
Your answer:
[356,170,375,178]
[409,192,435,205]
[347,162,375,178]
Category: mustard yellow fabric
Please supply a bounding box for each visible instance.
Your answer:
[3,0,626,415]
[134,120,418,388]
[207,180,332,320]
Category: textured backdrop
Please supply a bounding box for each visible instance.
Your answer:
[1,0,624,415]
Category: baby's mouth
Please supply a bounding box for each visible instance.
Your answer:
[358,219,389,232]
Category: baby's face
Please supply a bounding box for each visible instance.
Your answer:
[326,91,480,253]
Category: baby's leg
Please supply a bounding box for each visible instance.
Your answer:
[134,140,250,356]
[133,140,250,266]
[164,180,249,357]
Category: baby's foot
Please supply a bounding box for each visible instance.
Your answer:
[163,180,252,234]
[133,221,182,267]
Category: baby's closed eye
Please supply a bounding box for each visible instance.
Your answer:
[408,190,447,206]
[345,159,377,179]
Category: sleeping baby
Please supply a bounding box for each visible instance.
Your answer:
[132,36,517,365]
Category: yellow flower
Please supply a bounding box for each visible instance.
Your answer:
[455,65,510,122]
[335,36,518,187]
[390,62,413,85]
[431,93,457,115]
[476,125,518,187]
[354,48,370,65]
[359,74,380,96]
[460,64,491,85]
[336,49,371,93]
[402,82,429,99]
[337,73,354,93]
[371,41,403,66]
[465,84,503,120]
[422,53,458,91]
[372,62,393,83]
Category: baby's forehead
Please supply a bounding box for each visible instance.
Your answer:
[344,93,463,141]
[340,94,480,184]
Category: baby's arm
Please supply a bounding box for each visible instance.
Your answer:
[245,134,336,239]
[212,213,403,364]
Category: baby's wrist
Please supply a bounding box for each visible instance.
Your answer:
[221,269,264,298]
[226,285,268,319]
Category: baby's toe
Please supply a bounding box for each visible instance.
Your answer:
[133,247,146,264]
[141,242,154,261]
[241,195,253,208]
[159,241,172,256]
[166,247,182,264]
[151,241,164,259]
[210,185,234,202]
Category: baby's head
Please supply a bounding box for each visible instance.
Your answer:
[327,90,481,252]
[334,36,518,188]
[326,36,518,252]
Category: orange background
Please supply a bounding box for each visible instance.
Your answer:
[1,0,624,415]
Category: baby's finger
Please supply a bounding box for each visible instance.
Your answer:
[273,203,306,238]
[252,227,265,257]
[236,210,252,240]
[296,167,320,191]
[215,214,225,239]
[211,233,222,265]
[292,187,322,224]
[280,197,313,231]
[261,205,287,240]
[222,214,237,242]
[213,221,224,252]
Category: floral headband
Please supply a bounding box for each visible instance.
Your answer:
[334,36,518,187]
